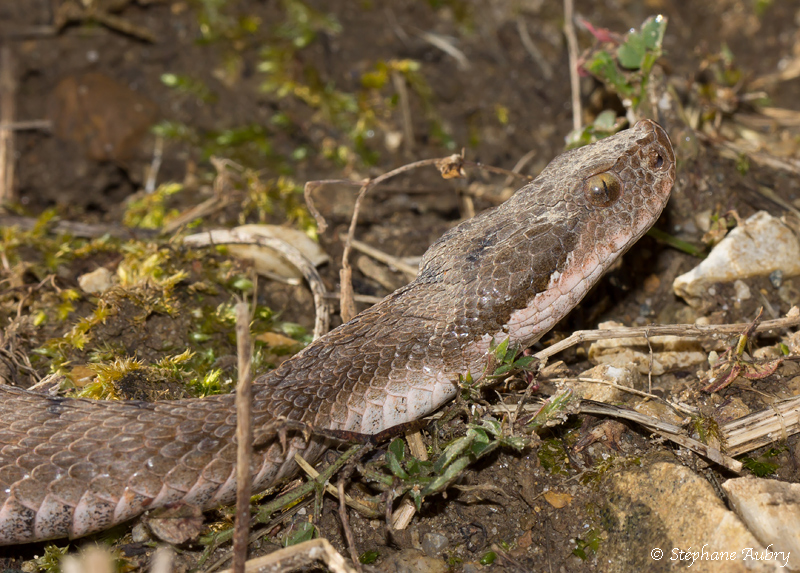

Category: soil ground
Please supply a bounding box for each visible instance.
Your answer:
[1,0,800,571]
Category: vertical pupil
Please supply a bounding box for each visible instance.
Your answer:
[595,180,607,198]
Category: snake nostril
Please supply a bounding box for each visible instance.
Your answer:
[655,154,664,169]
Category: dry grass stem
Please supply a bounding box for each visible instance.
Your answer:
[293,453,380,517]
[0,215,159,239]
[338,479,362,572]
[562,0,581,131]
[0,44,17,204]
[722,396,800,456]
[0,119,51,130]
[535,308,800,362]
[415,30,470,70]
[233,302,254,573]
[145,135,164,193]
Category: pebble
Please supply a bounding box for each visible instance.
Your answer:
[421,532,450,557]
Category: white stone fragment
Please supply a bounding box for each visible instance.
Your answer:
[733,279,751,301]
[674,211,800,307]
[77,267,114,294]
[722,478,800,570]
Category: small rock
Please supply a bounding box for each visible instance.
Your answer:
[385,130,403,152]
[130,523,151,543]
[383,549,449,573]
[543,491,571,509]
[784,376,800,398]
[516,529,534,549]
[674,211,800,308]
[722,478,799,570]
[779,281,800,306]
[421,532,450,557]
[770,269,784,288]
[566,363,640,402]
[49,72,159,163]
[603,452,783,572]
[78,267,114,294]
[753,346,782,360]
[733,279,751,301]
[714,397,750,423]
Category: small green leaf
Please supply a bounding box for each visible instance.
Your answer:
[386,447,409,480]
[584,50,634,97]
[618,15,666,70]
[388,438,406,462]
[492,363,512,376]
[573,530,602,560]
[422,456,470,497]
[406,457,432,477]
[480,551,497,565]
[641,14,667,50]
[283,521,315,546]
[433,435,473,474]
[360,550,380,564]
[231,277,254,291]
[513,355,537,370]
[476,420,501,438]
[618,31,646,69]
[594,109,619,131]
[470,440,496,458]
[492,336,510,362]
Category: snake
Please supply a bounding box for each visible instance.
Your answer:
[0,119,675,545]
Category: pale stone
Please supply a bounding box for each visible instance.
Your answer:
[674,212,800,308]
[722,478,800,570]
[78,267,114,294]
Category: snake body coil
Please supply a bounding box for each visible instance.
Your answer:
[0,120,675,544]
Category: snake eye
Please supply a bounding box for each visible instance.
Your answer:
[584,172,622,207]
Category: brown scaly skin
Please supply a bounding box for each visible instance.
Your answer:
[0,119,675,544]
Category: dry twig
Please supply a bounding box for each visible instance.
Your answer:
[562,0,582,131]
[217,538,357,573]
[337,479,361,572]
[0,44,16,203]
[534,309,800,362]
[233,302,254,573]
[577,400,743,472]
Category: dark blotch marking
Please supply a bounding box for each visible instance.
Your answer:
[465,235,496,265]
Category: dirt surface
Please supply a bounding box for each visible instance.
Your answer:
[1,0,800,572]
